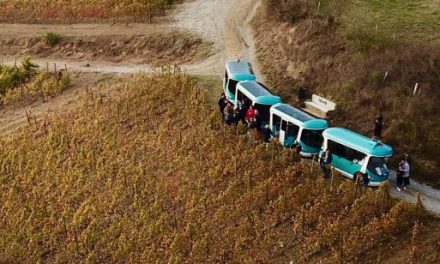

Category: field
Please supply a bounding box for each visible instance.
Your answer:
[253,0,440,187]
[0,71,439,263]
[1,0,440,262]
[344,0,440,42]
[0,0,183,23]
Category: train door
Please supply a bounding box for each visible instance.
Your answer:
[271,113,281,137]
[280,120,299,147]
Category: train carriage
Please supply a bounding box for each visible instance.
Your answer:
[321,128,393,186]
[223,60,256,103]
[270,103,329,157]
[235,81,281,124]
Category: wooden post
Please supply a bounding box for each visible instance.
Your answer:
[413,83,419,96]
[310,156,315,175]
[54,63,57,74]
[301,209,305,235]
[330,167,335,192]
[382,71,388,82]
[354,174,360,200]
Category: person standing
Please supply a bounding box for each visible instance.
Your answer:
[246,106,255,124]
[396,160,405,191]
[320,149,333,178]
[262,124,273,143]
[254,109,263,131]
[223,102,234,125]
[373,114,383,139]
[218,93,227,118]
[238,102,248,124]
[402,158,410,190]
[298,85,307,102]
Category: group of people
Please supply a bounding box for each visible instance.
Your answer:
[220,93,413,189]
[218,93,274,143]
[373,114,412,191]
[396,154,411,191]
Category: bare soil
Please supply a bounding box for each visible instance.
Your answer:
[0,24,212,66]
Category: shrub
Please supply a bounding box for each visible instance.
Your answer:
[44,32,61,47]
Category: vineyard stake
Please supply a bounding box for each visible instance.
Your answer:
[330,167,335,192]
[354,174,360,200]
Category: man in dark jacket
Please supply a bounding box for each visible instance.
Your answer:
[262,125,273,143]
[254,109,263,131]
[218,93,227,118]
[374,114,383,139]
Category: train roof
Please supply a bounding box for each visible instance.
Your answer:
[225,60,256,81]
[237,81,281,105]
[271,103,329,130]
[323,127,393,157]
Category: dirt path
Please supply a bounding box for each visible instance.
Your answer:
[388,171,440,215]
[173,0,263,78]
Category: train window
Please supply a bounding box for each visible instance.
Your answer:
[286,122,299,138]
[328,140,347,158]
[328,140,366,162]
[301,129,324,148]
[367,157,387,173]
[227,79,238,95]
[272,114,281,131]
[254,104,271,122]
[237,90,245,102]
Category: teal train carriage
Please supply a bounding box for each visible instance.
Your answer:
[270,103,329,157]
[321,128,393,186]
[223,60,256,103]
[235,81,281,124]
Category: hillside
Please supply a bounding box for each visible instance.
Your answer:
[0,72,439,263]
[253,0,440,187]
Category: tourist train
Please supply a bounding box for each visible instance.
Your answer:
[223,59,393,186]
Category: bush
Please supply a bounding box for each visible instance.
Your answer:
[44,32,61,47]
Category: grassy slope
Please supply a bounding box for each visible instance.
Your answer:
[1,72,439,263]
[253,0,440,187]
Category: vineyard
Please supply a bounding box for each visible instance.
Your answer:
[0,0,183,23]
[0,57,70,105]
[0,71,439,263]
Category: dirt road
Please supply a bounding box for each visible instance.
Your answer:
[388,171,440,215]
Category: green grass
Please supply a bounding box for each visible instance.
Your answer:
[345,0,440,42]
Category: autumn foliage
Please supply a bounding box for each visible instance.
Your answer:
[0,71,435,263]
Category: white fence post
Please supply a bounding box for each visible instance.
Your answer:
[413,83,419,96]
